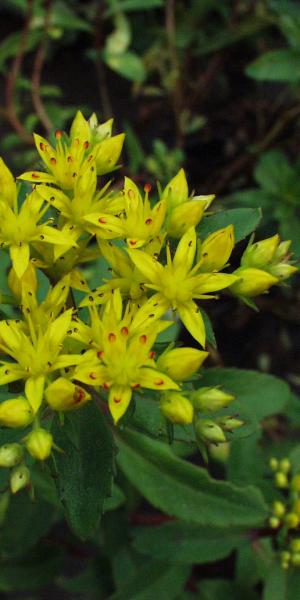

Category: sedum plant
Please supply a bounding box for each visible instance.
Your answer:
[0,111,299,597]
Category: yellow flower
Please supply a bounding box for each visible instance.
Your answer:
[72,291,179,423]
[198,226,234,272]
[0,190,75,277]
[230,267,278,297]
[120,178,166,248]
[157,347,208,380]
[160,392,194,424]
[128,227,238,346]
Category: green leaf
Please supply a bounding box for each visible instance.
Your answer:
[263,562,287,600]
[0,550,63,593]
[132,522,242,564]
[103,50,146,82]
[200,307,217,348]
[51,402,115,539]
[199,368,290,420]
[109,559,190,600]
[198,208,262,242]
[117,429,268,527]
[105,0,163,16]
[246,49,300,82]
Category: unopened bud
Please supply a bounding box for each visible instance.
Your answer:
[273,501,286,518]
[275,472,288,489]
[291,475,300,492]
[0,443,23,467]
[25,428,53,461]
[195,419,226,444]
[216,416,244,431]
[230,267,278,297]
[285,512,299,529]
[191,387,234,412]
[199,225,234,272]
[10,465,30,494]
[241,235,279,268]
[45,377,91,411]
[70,110,91,143]
[160,393,194,424]
[0,397,34,428]
[270,457,279,471]
[166,197,214,238]
[161,168,188,209]
[157,348,208,381]
[291,553,300,567]
[269,516,280,529]
[268,263,297,281]
[290,539,300,553]
[279,458,291,474]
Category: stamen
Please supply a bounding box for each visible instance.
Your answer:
[155,378,164,386]
[113,397,121,404]
[144,183,152,193]
[31,173,40,179]
[139,334,147,344]
[98,217,106,224]
[145,218,152,225]
[97,350,104,359]
[149,351,155,359]
[89,372,97,380]
[83,141,89,149]
[121,326,129,336]
[50,157,57,165]
[39,142,45,151]
[108,332,116,342]
[55,130,62,139]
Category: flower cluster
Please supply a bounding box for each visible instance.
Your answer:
[269,458,300,569]
[0,111,296,488]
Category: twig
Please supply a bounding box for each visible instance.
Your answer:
[165,0,183,147]
[5,0,34,144]
[31,0,54,134]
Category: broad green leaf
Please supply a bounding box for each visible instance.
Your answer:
[103,50,146,82]
[132,522,243,564]
[110,559,190,600]
[246,49,300,82]
[117,429,268,527]
[103,483,126,511]
[263,562,287,600]
[51,403,115,539]
[105,0,163,16]
[198,208,262,242]
[199,368,290,420]
[254,150,294,193]
[200,307,217,348]
[0,550,63,593]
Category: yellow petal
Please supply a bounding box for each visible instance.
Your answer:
[25,375,45,413]
[199,225,234,272]
[173,227,197,272]
[157,347,208,380]
[0,364,25,385]
[10,243,30,278]
[138,368,179,391]
[131,293,169,329]
[108,385,132,424]
[127,249,163,284]
[178,301,206,347]
[18,171,56,184]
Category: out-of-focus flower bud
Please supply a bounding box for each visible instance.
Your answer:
[25,428,53,460]
[291,553,300,567]
[279,458,291,474]
[191,387,234,412]
[230,267,278,297]
[10,465,30,494]
[290,539,300,553]
[269,516,280,529]
[157,347,208,381]
[199,225,234,272]
[195,419,226,443]
[275,472,289,489]
[160,393,194,424]
[45,377,91,411]
[291,475,300,492]
[216,416,244,431]
[0,443,23,467]
[269,457,278,471]
[272,501,286,518]
[0,398,34,428]
[285,512,299,529]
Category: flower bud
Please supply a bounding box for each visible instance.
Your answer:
[0,443,23,467]
[25,428,53,461]
[8,262,37,301]
[160,393,194,424]
[161,168,188,209]
[272,501,286,518]
[191,387,234,412]
[285,512,300,529]
[291,553,300,567]
[0,157,17,207]
[89,113,113,143]
[195,419,226,444]
[280,551,291,570]
[241,235,279,268]
[10,465,30,494]
[95,134,125,175]
[273,240,291,261]
[275,472,288,489]
[199,225,234,272]
[230,267,278,297]
[216,416,244,431]
[279,458,291,474]
[45,377,91,411]
[269,516,280,529]
[70,110,91,144]
[157,348,208,381]
[268,263,298,281]
[0,397,34,428]
[291,475,300,492]
[166,197,214,238]
[269,457,278,471]
[293,499,300,516]
[290,539,300,553]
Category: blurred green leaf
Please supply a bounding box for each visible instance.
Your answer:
[103,50,146,82]
[109,559,189,600]
[105,0,163,17]
[246,49,300,82]
[263,561,287,600]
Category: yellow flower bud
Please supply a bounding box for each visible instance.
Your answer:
[269,457,279,471]
[199,225,234,272]
[70,110,91,143]
[285,512,299,529]
[25,428,53,461]
[280,551,291,569]
[274,240,291,261]
[195,419,226,444]
[290,539,300,553]
[241,235,279,268]
[291,475,300,492]
[275,472,288,489]
[269,516,280,529]
[191,387,234,412]
[166,197,214,238]
[162,168,188,209]
[293,499,300,516]
[273,501,286,518]
[0,398,34,428]
[230,267,278,297]
[291,553,300,567]
[157,347,208,381]
[45,377,91,411]
[216,416,244,431]
[0,443,23,467]
[0,157,17,207]
[95,133,125,175]
[160,393,194,424]
[8,262,37,300]
[279,458,291,474]
[10,465,30,494]
[88,113,113,142]
[268,263,298,281]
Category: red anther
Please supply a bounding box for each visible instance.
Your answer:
[149,351,155,359]
[113,397,121,404]
[55,130,62,139]
[39,142,45,151]
[31,173,40,179]
[144,183,152,193]
[73,388,85,403]
[121,326,129,336]
[155,378,164,386]
[139,334,147,344]
[103,382,110,390]
[74,138,80,145]
[145,218,152,225]
[129,240,137,246]
[132,383,140,389]
[89,372,97,380]
[67,155,73,163]
[98,217,107,224]
[97,350,104,359]
[88,155,94,162]
[108,332,116,342]
[83,141,89,149]
[50,157,57,165]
